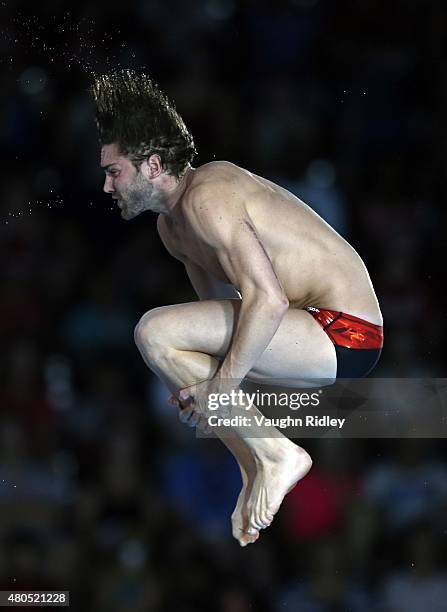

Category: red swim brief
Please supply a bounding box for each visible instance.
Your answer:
[305,307,383,377]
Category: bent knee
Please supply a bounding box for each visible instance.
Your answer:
[134,307,171,351]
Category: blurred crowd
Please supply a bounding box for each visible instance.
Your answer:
[1,0,446,610]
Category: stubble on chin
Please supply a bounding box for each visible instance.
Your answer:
[121,199,146,220]
[125,187,153,218]
[121,206,135,220]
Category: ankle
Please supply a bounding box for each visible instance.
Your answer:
[252,439,311,469]
[250,437,292,466]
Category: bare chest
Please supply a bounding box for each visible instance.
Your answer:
[169,225,232,283]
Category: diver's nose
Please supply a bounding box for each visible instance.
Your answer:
[103,174,114,194]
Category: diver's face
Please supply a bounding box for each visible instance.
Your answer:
[101,143,155,220]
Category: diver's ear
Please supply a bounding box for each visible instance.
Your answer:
[140,154,163,179]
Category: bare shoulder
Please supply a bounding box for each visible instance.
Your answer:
[184,161,247,214]
[177,164,251,250]
[193,160,243,180]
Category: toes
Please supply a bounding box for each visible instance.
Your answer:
[238,530,259,547]
[247,492,265,531]
[232,523,244,541]
[259,508,275,529]
[232,517,246,542]
[247,492,277,531]
[261,516,273,529]
[246,505,262,532]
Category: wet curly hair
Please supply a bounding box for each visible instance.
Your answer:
[91,69,197,178]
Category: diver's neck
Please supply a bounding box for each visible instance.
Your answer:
[160,166,194,216]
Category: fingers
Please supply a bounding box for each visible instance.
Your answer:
[187,411,201,428]
[178,405,213,434]
[169,393,193,409]
[173,391,213,434]
[179,405,195,425]
[179,389,194,404]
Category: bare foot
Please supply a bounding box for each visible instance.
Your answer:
[169,394,259,544]
[231,466,259,547]
[244,443,312,535]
